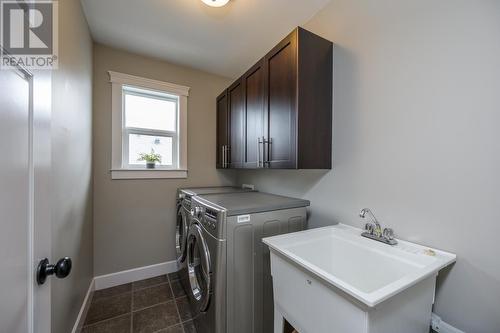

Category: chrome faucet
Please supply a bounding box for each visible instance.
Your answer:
[359,208,397,245]
[359,208,382,236]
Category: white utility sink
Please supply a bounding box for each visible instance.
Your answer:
[263,224,456,333]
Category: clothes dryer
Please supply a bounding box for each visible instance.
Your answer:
[175,187,255,294]
[185,192,309,333]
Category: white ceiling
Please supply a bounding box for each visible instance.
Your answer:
[81,0,331,78]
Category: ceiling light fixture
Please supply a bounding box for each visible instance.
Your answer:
[201,0,230,7]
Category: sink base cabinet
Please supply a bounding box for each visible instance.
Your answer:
[270,252,436,333]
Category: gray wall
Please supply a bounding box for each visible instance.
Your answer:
[93,44,235,276]
[51,0,94,332]
[237,1,500,332]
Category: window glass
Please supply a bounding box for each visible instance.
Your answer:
[124,93,177,132]
[128,134,173,166]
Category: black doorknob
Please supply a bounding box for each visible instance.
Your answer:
[36,257,72,285]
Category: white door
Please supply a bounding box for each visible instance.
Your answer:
[0,58,52,332]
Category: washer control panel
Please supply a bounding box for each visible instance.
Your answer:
[190,205,217,230]
[203,208,218,230]
[191,197,225,239]
[182,195,192,210]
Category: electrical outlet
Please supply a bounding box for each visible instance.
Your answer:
[431,313,442,332]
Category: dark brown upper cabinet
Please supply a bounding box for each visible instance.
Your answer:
[227,79,245,168]
[265,30,298,169]
[216,27,332,170]
[216,90,229,168]
[243,60,266,168]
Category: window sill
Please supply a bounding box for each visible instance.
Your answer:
[110,168,188,179]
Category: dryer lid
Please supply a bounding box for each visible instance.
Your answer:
[195,192,310,216]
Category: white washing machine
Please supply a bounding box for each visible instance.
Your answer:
[175,187,255,294]
[186,192,310,333]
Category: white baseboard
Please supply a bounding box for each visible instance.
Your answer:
[94,260,178,290]
[71,278,95,333]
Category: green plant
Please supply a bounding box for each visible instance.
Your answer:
[138,149,162,163]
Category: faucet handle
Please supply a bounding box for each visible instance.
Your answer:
[383,228,395,240]
[364,223,374,234]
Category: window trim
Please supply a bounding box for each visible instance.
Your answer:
[109,71,189,179]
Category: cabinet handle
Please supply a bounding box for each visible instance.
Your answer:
[225,145,231,168]
[223,145,227,168]
[221,145,225,168]
[258,137,263,168]
[224,145,228,168]
[222,145,227,168]
[263,137,272,167]
[268,138,272,166]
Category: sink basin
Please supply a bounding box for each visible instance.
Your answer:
[263,223,456,307]
[263,224,456,333]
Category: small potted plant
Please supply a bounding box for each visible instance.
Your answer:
[138,149,162,169]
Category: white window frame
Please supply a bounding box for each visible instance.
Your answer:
[122,86,179,169]
[109,71,189,179]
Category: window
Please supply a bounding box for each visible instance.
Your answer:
[123,86,178,168]
[109,71,189,179]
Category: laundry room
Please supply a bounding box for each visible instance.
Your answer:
[1,1,499,333]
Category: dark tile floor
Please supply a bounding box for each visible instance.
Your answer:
[82,272,196,333]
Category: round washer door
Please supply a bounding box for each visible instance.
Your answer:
[175,206,189,263]
[186,223,211,312]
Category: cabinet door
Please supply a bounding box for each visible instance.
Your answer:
[216,90,229,168]
[243,60,265,168]
[228,79,245,168]
[264,30,297,168]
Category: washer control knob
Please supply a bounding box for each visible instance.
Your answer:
[191,206,202,218]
